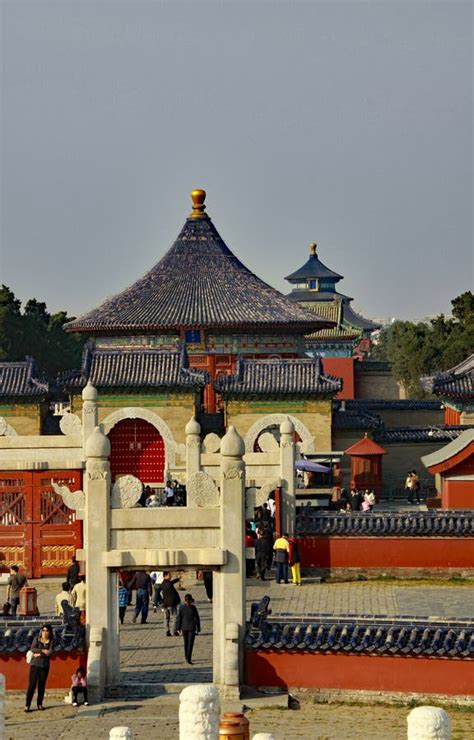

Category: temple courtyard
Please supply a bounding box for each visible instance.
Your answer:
[4,575,474,738]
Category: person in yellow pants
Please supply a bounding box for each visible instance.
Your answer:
[289,536,302,585]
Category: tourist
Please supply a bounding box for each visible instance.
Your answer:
[161,571,181,635]
[71,667,89,706]
[245,527,256,577]
[150,570,164,611]
[255,528,272,581]
[411,470,421,504]
[364,490,376,511]
[71,575,87,624]
[25,624,54,712]
[55,581,72,617]
[203,570,213,602]
[405,471,415,504]
[273,533,290,584]
[260,503,272,529]
[288,536,302,586]
[118,581,129,624]
[128,570,152,624]
[176,593,201,665]
[164,481,175,506]
[146,491,160,507]
[66,556,81,591]
[6,565,27,618]
[350,488,363,512]
[266,492,276,519]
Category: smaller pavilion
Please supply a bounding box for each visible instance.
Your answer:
[422,428,474,509]
[344,433,388,496]
[421,354,474,426]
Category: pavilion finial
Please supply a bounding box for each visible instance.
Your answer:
[190,189,207,218]
[310,242,317,255]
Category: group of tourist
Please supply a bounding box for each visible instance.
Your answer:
[338,488,376,513]
[405,470,421,504]
[139,481,187,507]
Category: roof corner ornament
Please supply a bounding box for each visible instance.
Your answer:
[309,242,317,256]
[189,188,208,219]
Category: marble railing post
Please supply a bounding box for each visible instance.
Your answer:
[407,706,451,739]
[279,418,296,535]
[214,426,246,698]
[186,416,201,480]
[82,381,98,451]
[179,684,220,740]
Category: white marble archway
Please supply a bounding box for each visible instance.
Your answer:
[101,407,177,467]
[244,413,314,454]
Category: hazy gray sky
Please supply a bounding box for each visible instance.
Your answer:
[1,1,472,323]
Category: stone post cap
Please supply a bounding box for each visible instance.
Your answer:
[280,417,295,435]
[85,426,111,459]
[109,728,132,739]
[179,684,219,702]
[185,416,201,435]
[221,426,245,457]
[82,381,98,402]
[407,706,451,739]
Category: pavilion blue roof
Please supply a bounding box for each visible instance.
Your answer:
[214,357,342,397]
[65,193,332,336]
[0,357,49,398]
[421,354,474,399]
[60,345,208,391]
[285,245,343,283]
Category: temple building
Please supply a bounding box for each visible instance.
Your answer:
[421,354,474,426]
[285,242,380,398]
[0,357,50,435]
[62,190,342,484]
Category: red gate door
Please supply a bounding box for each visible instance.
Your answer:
[32,471,83,578]
[0,472,33,575]
[108,419,165,483]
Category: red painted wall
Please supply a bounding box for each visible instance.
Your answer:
[0,653,86,690]
[299,537,474,569]
[444,407,461,425]
[443,480,474,509]
[245,651,474,695]
[321,357,355,400]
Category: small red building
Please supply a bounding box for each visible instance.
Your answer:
[422,428,474,509]
[344,433,387,496]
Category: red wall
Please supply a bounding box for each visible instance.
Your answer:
[245,651,474,695]
[299,537,474,569]
[444,407,461,425]
[443,480,474,509]
[321,357,355,400]
[0,653,86,690]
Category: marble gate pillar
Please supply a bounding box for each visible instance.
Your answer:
[279,418,296,535]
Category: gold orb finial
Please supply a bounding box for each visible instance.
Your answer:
[310,242,317,255]
[190,189,207,218]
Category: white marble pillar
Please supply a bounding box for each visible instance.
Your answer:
[109,728,132,739]
[186,416,201,479]
[213,426,246,697]
[82,381,98,451]
[179,684,220,740]
[407,706,451,739]
[84,425,112,701]
[279,418,296,534]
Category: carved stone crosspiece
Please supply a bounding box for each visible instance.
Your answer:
[59,412,82,436]
[201,433,221,453]
[51,481,85,512]
[187,471,220,508]
[257,431,279,452]
[111,475,143,509]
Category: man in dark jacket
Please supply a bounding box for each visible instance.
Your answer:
[176,594,200,664]
[128,571,152,624]
[161,571,181,635]
[255,530,272,581]
[66,557,80,592]
[6,565,27,617]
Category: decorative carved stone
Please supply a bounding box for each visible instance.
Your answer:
[257,431,279,452]
[256,478,281,506]
[187,437,201,449]
[223,467,244,480]
[51,481,85,512]
[244,414,314,453]
[111,475,142,508]
[0,417,7,436]
[59,412,82,436]
[187,471,220,508]
[87,470,108,481]
[83,405,96,415]
[201,433,221,453]
[407,706,451,739]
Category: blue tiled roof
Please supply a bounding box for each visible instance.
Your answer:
[60,345,208,391]
[0,622,86,654]
[0,357,49,398]
[65,206,332,335]
[333,400,443,411]
[421,354,474,399]
[285,252,343,283]
[332,411,382,430]
[296,510,474,537]
[375,425,472,444]
[246,607,474,658]
[214,357,342,397]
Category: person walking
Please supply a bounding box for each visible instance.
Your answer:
[118,581,129,624]
[288,536,302,586]
[255,529,272,581]
[55,582,72,617]
[71,575,87,624]
[161,571,181,635]
[66,556,81,591]
[71,667,89,706]
[6,565,27,617]
[150,571,164,612]
[25,624,54,712]
[128,570,152,624]
[176,594,201,664]
[273,533,290,584]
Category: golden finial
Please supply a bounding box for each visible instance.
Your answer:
[189,189,207,218]
[310,242,317,255]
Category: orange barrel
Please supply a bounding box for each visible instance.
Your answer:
[222,712,250,740]
[18,588,39,616]
[218,719,245,739]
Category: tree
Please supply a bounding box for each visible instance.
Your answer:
[0,285,85,379]
[372,291,473,397]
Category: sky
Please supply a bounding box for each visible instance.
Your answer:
[1,0,472,324]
